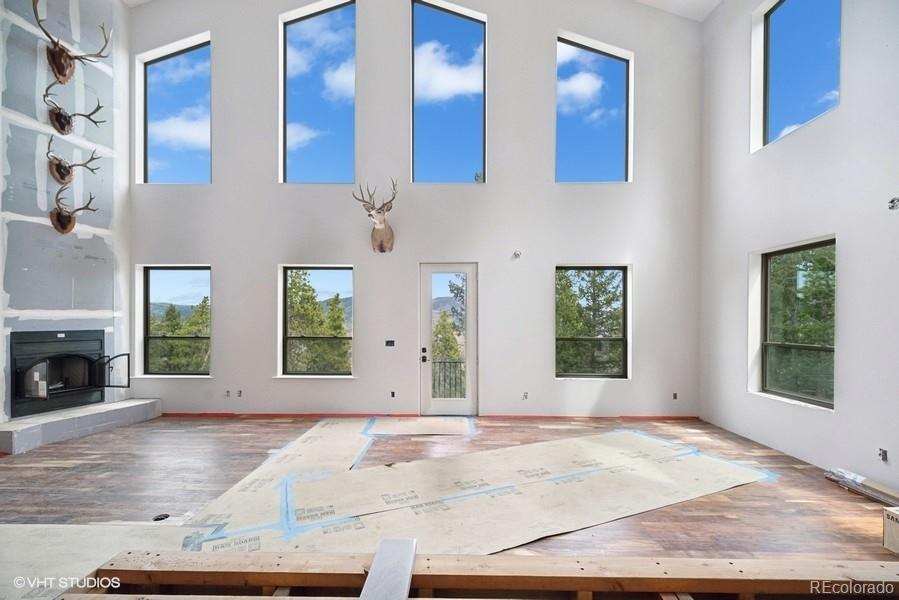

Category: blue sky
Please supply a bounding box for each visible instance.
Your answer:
[555,41,627,182]
[431,272,464,299]
[413,2,485,183]
[306,269,353,300]
[145,44,211,183]
[149,269,210,305]
[766,0,841,143]
[285,3,356,183]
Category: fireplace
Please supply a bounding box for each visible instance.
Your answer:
[11,330,130,418]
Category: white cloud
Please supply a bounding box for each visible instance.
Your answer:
[323,58,355,101]
[817,89,839,106]
[778,123,801,139]
[285,12,354,79]
[414,41,483,103]
[148,55,209,85]
[585,106,621,124]
[148,106,210,150]
[556,43,597,68]
[286,45,312,77]
[557,71,603,114]
[285,122,322,150]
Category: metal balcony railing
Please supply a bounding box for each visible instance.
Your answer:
[432,360,465,398]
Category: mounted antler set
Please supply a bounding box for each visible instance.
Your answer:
[49,185,97,234]
[32,0,111,84]
[354,179,399,253]
[44,81,105,135]
[46,136,101,185]
[32,0,111,234]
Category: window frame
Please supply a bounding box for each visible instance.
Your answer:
[761,0,786,146]
[555,37,631,183]
[142,40,212,184]
[281,0,356,184]
[411,0,487,184]
[760,238,835,407]
[554,265,628,379]
[143,265,212,376]
[281,266,354,376]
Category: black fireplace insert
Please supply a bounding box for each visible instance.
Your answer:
[11,330,130,418]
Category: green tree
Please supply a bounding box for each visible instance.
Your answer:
[161,304,182,335]
[432,310,462,361]
[447,274,466,335]
[431,310,464,398]
[282,269,351,374]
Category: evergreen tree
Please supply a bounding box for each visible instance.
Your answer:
[161,304,182,335]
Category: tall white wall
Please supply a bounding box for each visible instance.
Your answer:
[700,0,899,486]
[127,0,702,416]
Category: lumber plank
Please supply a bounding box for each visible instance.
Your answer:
[359,539,417,600]
[95,551,899,595]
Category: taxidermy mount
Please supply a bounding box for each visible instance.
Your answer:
[49,184,98,234]
[44,82,105,135]
[32,0,111,84]
[354,178,399,253]
[46,136,101,185]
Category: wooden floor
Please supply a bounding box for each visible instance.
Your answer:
[0,416,890,560]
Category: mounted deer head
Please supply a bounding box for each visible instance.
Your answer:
[353,178,398,253]
[44,81,104,135]
[49,184,98,234]
[46,135,101,185]
[32,0,111,84]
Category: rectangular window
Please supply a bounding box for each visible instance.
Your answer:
[283,2,356,183]
[282,267,353,375]
[762,240,835,406]
[144,267,211,375]
[412,1,485,183]
[144,41,211,183]
[764,0,841,144]
[556,38,629,183]
[555,266,627,378]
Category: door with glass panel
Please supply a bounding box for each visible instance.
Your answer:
[420,263,478,415]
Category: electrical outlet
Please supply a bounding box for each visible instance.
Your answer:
[390,391,396,398]
[522,391,529,401]
[237,390,243,398]
[879,448,889,462]
[673,392,678,400]
[225,390,231,398]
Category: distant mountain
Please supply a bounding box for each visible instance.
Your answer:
[149,302,196,320]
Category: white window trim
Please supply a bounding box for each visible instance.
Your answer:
[749,0,842,152]
[745,234,836,406]
[410,0,488,184]
[134,264,213,377]
[279,0,356,184]
[277,264,355,377]
[134,31,212,185]
[556,31,635,183]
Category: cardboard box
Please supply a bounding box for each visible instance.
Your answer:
[885,507,899,555]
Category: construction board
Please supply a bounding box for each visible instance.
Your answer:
[186,430,769,554]
[368,417,473,436]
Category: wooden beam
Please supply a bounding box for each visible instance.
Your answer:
[95,551,899,596]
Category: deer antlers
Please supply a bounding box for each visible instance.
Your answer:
[49,184,98,234]
[32,0,112,84]
[46,135,102,184]
[353,178,398,213]
[44,81,105,134]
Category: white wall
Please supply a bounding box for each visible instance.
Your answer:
[700,0,899,486]
[127,0,702,416]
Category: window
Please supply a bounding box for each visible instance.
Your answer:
[412,1,485,183]
[143,267,211,375]
[556,38,629,182]
[764,0,841,144]
[144,42,211,183]
[555,267,627,378]
[283,2,356,183]
[762,240,835,406]
[282,267,353,375]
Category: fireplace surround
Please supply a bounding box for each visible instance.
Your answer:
[11,330,130,419]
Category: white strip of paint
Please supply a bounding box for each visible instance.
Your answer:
[1,211,113,239]
[3,309,122,320]
[2,108,115,157]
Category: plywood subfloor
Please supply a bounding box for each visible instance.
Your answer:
[0,416,891,560]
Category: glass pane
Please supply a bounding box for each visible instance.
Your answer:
[18,361,48,399]
[147,339,210,374]
[766,244,835,346]
[145,43,211,183]
[556,339,625,377]
[413,2,485,183]
[555,268,624,338]
[556,40,628,182]
[285,269,353,337]
[285,338,352,375]
[765,346,834,404]
[147,269,211,337]
[431,272,466,398]
[765,0,841,144]
[284,2,355,183]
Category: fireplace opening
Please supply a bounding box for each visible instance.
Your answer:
[11,330,130,419]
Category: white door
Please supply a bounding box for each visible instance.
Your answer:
[420,263,478,416]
